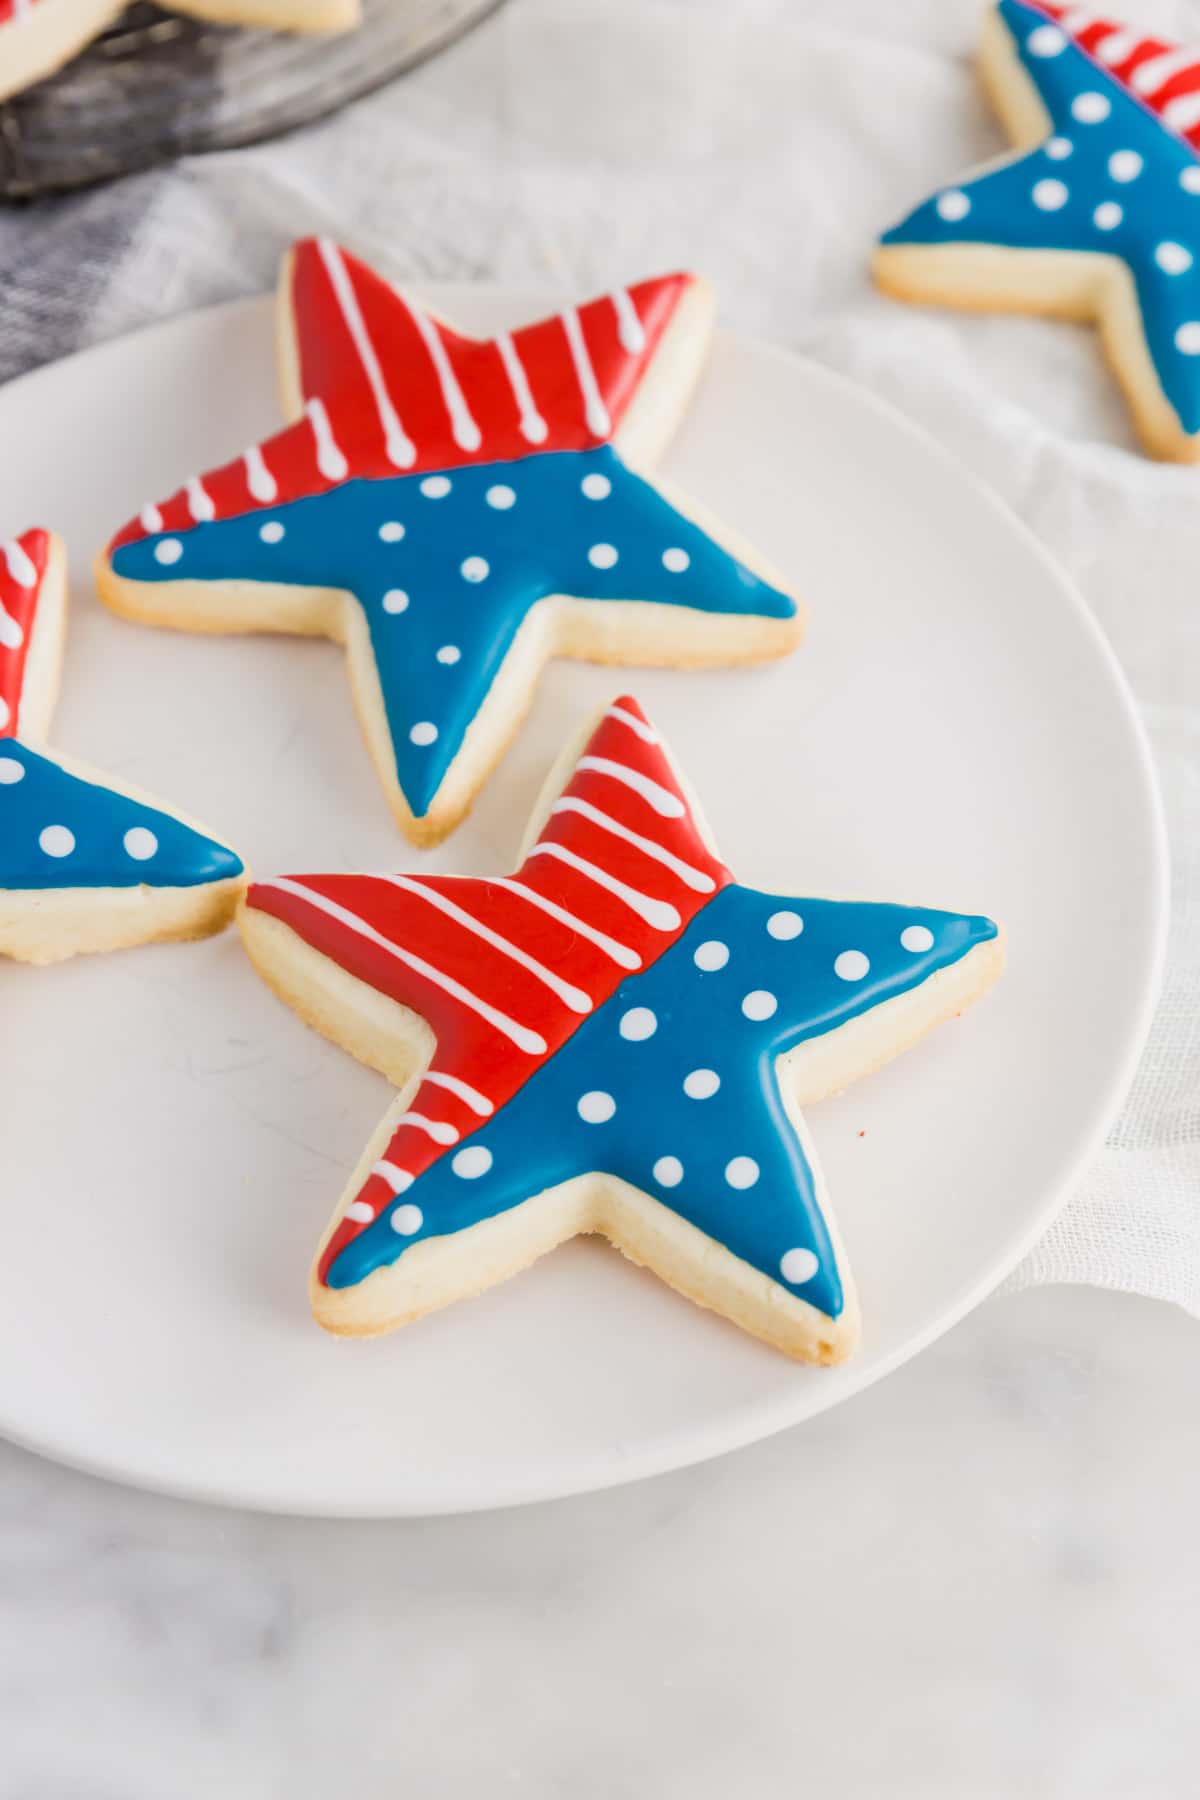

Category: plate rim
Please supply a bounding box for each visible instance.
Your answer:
[0,292,1170,1515]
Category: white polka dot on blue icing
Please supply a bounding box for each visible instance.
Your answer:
[1156,242,1193,275]
[653,1156,683,1188]
[900,924,934,953]
[1108,150,1143,184]
[741,990,777,1021]
[123,827,158,861]
[1176,323,1200,354]
[486,484,516,510]
[1045,137,1072,161]
[693,940,729,971]
[662,548,690,573]
[835,950,870,982]
[1071,92,1110,124]
[452,1145,492,1179]
[936,190,970,222]
[436,644,461,664]
[409,721,438,746]
[725,1156,759,1190]
[383,589,409,613]
[421,477,451,499]
[1027,23,1066,57]
[259,521,284,544]
[780,1247,818,1285]
[767,910,803,940]
[1094,201,1122,231]
[683,1068,720,1100]
[378,521,405,542]
[461,556,489,582]
[39,825,74,858]
[619,1007,657,1041]
[581,473,611,500]
[1032,178,1068,212]
[154,539,183,565]
[0,757,24,785]
[588,543,618,570]
[391,1203,423,1235]
[578,1090,616,1123]
[1181,166,1200,195]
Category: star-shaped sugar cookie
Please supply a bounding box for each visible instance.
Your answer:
[876,0,1200,461]
[0,528,245,963]
[97,238,802,846]
[239,696,1003,1362]
[0,0,358,105]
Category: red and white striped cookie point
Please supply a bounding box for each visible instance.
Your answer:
[0,528,52,739]
[110,240,699,552]
[1037,3,1200,147]
[244,696,731,1277]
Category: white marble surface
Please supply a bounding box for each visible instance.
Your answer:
[4,1,1200,1788]
[2,1285,1198,1796]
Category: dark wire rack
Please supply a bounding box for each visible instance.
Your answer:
[0,0,504,200]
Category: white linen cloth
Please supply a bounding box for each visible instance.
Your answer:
[1,0,1196,1309]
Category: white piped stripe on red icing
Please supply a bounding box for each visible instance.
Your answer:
[0,529,51,740]
[316,236,416,470]
[611,289,647,354]
[560,306,612,438]
[186,477,215,523]
[109,245,695,552]
[243,446,278,504]
[381,872,594,1013]
[574,753,685,817]
[304,397,349,481]
[1039,3,1200,148]
[395,288,484,454]
[244,696,731,1270]
[496,330,550,444]
[262,875,549,1055]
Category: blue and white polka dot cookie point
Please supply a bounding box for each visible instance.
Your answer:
[0,528,246,964]
[878,0,1200,460]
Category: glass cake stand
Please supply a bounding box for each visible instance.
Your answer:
[0,0,504,198]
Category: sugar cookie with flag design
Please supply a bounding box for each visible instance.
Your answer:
[0,0,358,106]
[97,238,802,847]
[0,528,245,964]
[239,696,1004,1362]
[876,0,1200,461]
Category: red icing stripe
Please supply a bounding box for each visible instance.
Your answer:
[110,241,697,550]
[1037,4,1200,148]
[244,697,731,1281]
[0,529,51,738]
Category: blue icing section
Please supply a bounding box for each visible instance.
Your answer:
[110,446,796,819]
[0,739,244,890]
[881,0,1200,431]
[326,884,999,1316]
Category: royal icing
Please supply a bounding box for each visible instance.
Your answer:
[246,696,999,1319]
[0,531,243,895]
[881,0,1200,433]
[0,528,50,738]
[106,240,797,828]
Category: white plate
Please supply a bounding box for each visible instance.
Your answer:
[0,290,1166,1516]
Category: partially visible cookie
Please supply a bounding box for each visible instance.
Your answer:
[0,528,246,964]
[0,0,358,105]
[239,694,1004,1363]
[875,0,1200,462]
[96,238,803,847]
